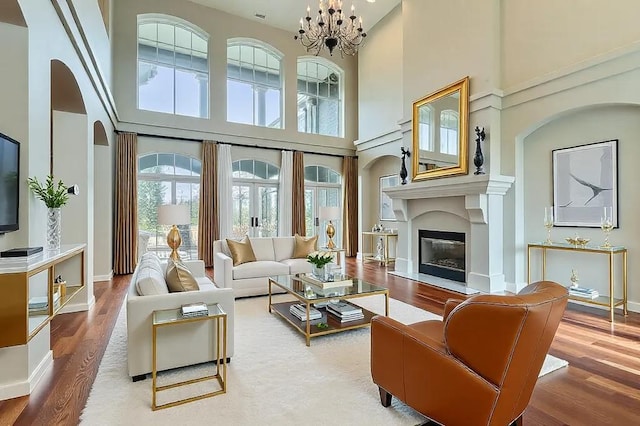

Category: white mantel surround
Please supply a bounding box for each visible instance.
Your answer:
[384,174,514,293]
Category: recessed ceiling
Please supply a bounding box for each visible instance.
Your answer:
[187,0,400,33]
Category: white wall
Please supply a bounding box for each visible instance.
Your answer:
[93,142,113,279]
[0,22,28,252]
[357,4,403,143]
[112,0,359,156]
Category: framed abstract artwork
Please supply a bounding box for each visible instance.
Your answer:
[552,139,618,227]
[379,175,399,221]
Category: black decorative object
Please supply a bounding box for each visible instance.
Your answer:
[400,147,411,184]
[473,126,486,175]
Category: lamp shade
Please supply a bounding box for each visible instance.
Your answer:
[157,204,190,226]
[319,206,341,221]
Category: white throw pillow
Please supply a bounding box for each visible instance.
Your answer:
[135,266,169,296]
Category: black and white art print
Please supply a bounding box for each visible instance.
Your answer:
[552,139,618,227]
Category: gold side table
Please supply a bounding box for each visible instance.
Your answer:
[361,232,398,266]
[152,304,227,410]
[527,242,627,322]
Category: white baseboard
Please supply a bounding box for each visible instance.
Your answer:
[627,301,640,314]
[60,295,95,314]
[94,271,113,282]
[0,350,53,401]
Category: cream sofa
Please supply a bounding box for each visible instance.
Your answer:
[213,237,313,298]
[126,253,235,380]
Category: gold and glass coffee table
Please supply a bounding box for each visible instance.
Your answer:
[268,274,389,346]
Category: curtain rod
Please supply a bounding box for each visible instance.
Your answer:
[116,130,356,159]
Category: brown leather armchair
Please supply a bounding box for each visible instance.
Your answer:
[371,281,568,426]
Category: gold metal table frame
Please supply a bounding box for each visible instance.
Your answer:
[527,243,627,322]
[362,232,398,266]
[268,275,389,346]
[151,304,227,410]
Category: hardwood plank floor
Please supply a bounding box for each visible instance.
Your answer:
[1,259,638,425]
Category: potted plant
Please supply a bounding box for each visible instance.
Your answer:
[306,251,334,280]
[28,175,69,251]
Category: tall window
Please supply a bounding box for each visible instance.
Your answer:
[304,166,342,247]
[227,40,283,128]
[418,106,434,152]
[137,153,201,260]
[440,110,458,155]
[297,58,343,137]
[137,15,209,118]
[231,160,279,238]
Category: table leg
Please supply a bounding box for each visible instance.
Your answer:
[152,325,157,410]
[268,280,272,313]
[542,248,547,280]
[385,291,389,317]
[623,250,628,316]
[527,246,531,284]
[609,252,615,323]
[222,315,227,392]
[306,301,311,347]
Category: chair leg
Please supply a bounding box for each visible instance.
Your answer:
[509,415,523,426]
[378,387,392,407]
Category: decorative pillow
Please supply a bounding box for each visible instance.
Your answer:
[226,235,257,266]
[135,266,169,296]
[165,259,200,292]
[292,234,318,259]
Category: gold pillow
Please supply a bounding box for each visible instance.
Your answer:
[292,234,318,259]
[226,236,257,266]
[165,259,200,292]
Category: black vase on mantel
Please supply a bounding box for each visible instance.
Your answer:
[400,147,410,185]
[473,126,486,175]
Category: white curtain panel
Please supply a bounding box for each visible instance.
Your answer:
[217,144,233,238]
[278,150,293,236]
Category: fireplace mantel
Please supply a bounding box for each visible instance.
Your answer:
[384,174,514,224]
[385,174,514,200]
[383,174,515,294]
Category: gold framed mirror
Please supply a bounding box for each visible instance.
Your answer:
[412,77,469,181]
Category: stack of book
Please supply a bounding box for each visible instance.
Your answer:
[181,302,209,318]
[297,273,352,289]
[289,304,322,321]
[326,301,364,323]
[569,286,599,299]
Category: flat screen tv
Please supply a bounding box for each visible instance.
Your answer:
[0,132,19,233]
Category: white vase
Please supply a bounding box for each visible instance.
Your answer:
[47,208,61,251]
[312,265,326,281]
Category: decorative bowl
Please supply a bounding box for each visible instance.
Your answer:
[565,237,590,247]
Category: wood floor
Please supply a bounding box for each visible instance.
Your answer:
[1,258,638,425]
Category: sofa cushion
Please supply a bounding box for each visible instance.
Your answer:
[292,234,318,259]
[273,237,295,261]
[139,252,163,274]
[135,266,169,296]
[233,260,289,280]
[165,259,200,292]
[249,237,276,261]
[280,258,314,275]
[227,236,257,266]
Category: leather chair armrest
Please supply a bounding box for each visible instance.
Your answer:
[443,298,465,321]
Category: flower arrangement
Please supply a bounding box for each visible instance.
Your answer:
[306,251,333,268]
[27,175,68,208]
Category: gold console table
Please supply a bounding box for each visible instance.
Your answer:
[527,242,627,322]
[362,232,398,266]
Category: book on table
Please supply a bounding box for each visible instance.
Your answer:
[181,302,208,317]
[289,304,322,321]
[326,301,364,322]
[569,287,599,299]
[297,273,353,289]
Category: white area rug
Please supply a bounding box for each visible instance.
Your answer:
[81,296,567,425]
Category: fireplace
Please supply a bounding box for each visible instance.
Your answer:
[418,230,466,283]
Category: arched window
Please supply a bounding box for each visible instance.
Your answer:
[297,58,343,137]
[418,106,434,152]
[137,15,209,118]
[227,39,283,128]
[231,160,279,238]
[304,166,342,247]
[440,110,458,155]
[137,153,201,259]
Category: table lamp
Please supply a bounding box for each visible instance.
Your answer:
[157,204,190,261]
[319,206,341,249]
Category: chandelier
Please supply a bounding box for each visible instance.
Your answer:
[295,1,367,56]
